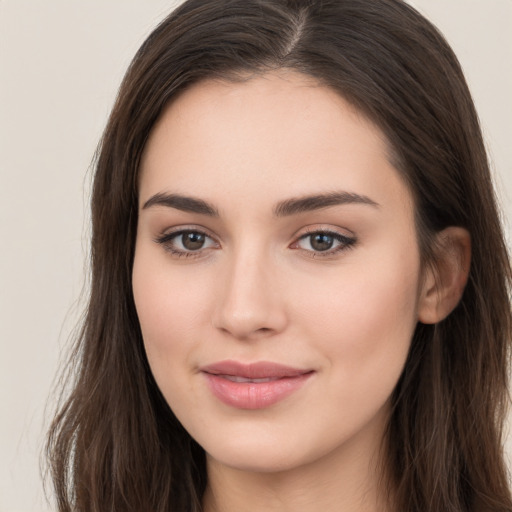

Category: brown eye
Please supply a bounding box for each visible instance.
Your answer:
[155,229,218,257]
[181,231,206,250]
[310,233,334,251]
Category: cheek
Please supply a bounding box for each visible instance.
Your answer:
[132,262,214,416]
[132,248,211,375]
[295,251,421,397]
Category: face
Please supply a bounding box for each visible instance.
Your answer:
[133,71,425,474]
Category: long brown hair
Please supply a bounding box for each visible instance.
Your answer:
[46,0,512,510]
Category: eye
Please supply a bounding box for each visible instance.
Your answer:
[292,229,356,257]
[155,229,218,257]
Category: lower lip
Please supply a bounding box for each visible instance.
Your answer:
[203,372,313,410]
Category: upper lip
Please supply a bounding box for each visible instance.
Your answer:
[200,360,312,379]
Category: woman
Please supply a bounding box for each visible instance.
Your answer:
[46,0,512,511]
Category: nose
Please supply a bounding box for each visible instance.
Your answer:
[212,248,288,340]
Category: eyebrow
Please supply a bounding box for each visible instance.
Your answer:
[141,191,379,217]
[273,191,380,217]
[142,192,220,216]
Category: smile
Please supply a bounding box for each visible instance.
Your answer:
[200,360,314,410]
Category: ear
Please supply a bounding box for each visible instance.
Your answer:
[418,227,471,325]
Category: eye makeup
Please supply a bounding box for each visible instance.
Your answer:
[154,228,219,258]
[154,225,357,260]
[291,228,357,259]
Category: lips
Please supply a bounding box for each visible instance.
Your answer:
[200,360,314,409]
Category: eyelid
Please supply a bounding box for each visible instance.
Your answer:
[297,225,355,239]
[153,224,356,259]
[289,225,357,258]
[154,225,220,258]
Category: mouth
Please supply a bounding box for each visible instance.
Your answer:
[219,375,283,383]
[200,360,314,410]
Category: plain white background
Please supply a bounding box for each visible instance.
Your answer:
[1,1,511,511]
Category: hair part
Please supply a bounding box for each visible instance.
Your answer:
[46,1,512,511]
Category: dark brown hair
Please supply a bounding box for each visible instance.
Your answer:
[46,0,512,510]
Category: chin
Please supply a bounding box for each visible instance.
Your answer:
[191,399,392,478]
[206,443,314,474]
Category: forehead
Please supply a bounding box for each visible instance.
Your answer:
[139,70,412,216]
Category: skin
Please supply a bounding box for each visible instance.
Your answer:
[132,70,470,512]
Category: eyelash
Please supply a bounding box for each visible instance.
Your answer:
[154,227,357,259]
[292,228,357,258]
[154,228,218,259]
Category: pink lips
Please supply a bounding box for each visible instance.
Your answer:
[200,360,314,410]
